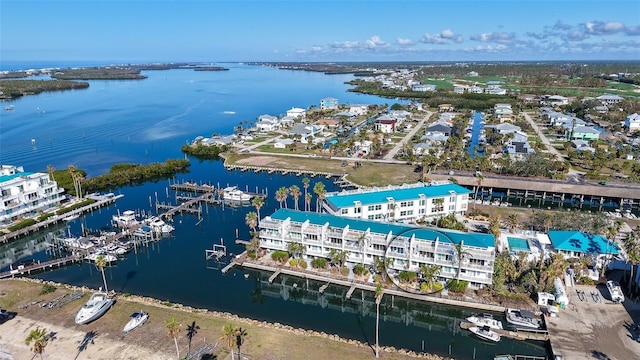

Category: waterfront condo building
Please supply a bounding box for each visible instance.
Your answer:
[322,182,470,223]
[0,165,65,225]
[259,209,496,288]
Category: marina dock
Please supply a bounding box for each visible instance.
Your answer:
[0,255,82,279]
[459,321,549,341]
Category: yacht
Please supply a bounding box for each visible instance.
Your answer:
[606,280,625,303]
[75,291,114,324]
[469,325,501,342]
[465,313,503,330]
[86,252,117,263]
[123,311,149,335]
[223,186,252,202]
[505,308,541,329]
[145,216,175,234]
[112,210,138,228]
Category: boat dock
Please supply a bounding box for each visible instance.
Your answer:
[223,162,341,180]
[268,269,281,283]
[1,193,123,244]
[459,321,549,341]
[0,255,82,279]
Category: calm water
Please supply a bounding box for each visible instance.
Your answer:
[0,64,547,359]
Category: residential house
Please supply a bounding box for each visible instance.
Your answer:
[468,85,484,94]
[315,118,339,130]
[412,143,434,156]
[548,230,618,260]
[453,86,465,94]
[320,97,339,110]
[286,107,306,119]
[273,138,294,149]
[425,123,453,137]
[543,95,569,106]
[201,135,234,146]
[625,113,640,132]
[256,114,280,132]
[570,125,600,141]
[257,208,495,288]
[486,87,507,95]
[354,140,372,156]
[412,84,436,92]
[289,124,322,142]
[596,94,624,105]
[375,118,397,134]
[349,104,369,116]
[438,104,454,112]
[571,140,596,153]
[0,165,65,225]
[322,182,470,223]
[487,123,521,135]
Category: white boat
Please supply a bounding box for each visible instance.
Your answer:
[505,308,541,329]
[469,325,501,342]
[86,252,117,263]
[606,280,625,303]
[145,216,175,234]
[75,292,114,324]
[63,214,79,221]
[223,186,251,202]
[4,105,15,111]
[112,210,139,228]
[465,313,503,330]
[123,311,149,334]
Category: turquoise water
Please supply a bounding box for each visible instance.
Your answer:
[508,237,531,253]
[0,65,547,359]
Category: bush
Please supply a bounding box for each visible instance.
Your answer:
[420,282,430,292]
[432,282,444,292]
[578,276,595,285]
[40,284,56,295]
[398,271,417,283]
[447,279,469,293]
[340,266,349,276]
[37,212,54,222]
[289,258,298,267]
[298,259,308,269]
[353,264,366,276]
[271,250,289,263]
[311,258,328,269]
[8,218,36,232]
[55,199,96,215]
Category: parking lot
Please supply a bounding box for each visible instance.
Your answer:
[546,283,640,360]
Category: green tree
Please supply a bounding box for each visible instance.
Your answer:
[453,243,471,281]
[419,264,442,290]
[222,324,236,360]
[505,213,520,233]
[25,327,49,360]
[94,255,109,292]
[289,185,301,211]
[275,187,288,208]
[489,215,502,249]
[251,196,264,225]
[287,242,306,261]
[302,177,310,210]
[245,211,258,235]
[328,248,348,269]
[165,317,182,359]
[313,182,326,213]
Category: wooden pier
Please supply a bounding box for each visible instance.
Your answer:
[221,262,236,274]
[346,284,357,299]
[268,269,281,283]
[223,161,342,180]
[0,255,82,279]
[319,281,331,293]
[459,321,549,341]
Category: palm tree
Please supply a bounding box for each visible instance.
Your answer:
[357,232,368,268]
[505,213,520,233]
[222,324,236,360]
[289,185,301,211]
[374,284,383,358]
[246,233,261,258]
[474,173,484,208]
[165,317,182,359]
[245,211,258,235]
[305,193,312,212]
[25,327,49,360]
[433,198,444,213]
[328,248,348,269]
[68,165,79,198]
[47,164,56,182]
[275,187,288,209]
[251,196,264,225]
[313,182,326,213]
[624,231,640,292]
[373,256,393,283]
[234,327,248,359]
[95,255,109,292]
[186,321,200,358]
[419,264,441,290]
[302,177,310,207]
[453,242,471,281]
[287,241,306,261]
[488,215,502,250]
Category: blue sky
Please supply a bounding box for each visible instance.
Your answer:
[1,0,639,62]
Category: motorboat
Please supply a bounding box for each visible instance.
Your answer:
[606,280,625,303]
[505,308,541,329]
[123,311,149,335]
[75,291,114,324]
[86,252,117,263]
[223,186,252,202]
[145,216,175,234]
[465,313,503,330]
[469,325,501,342]
[112,210,139,228]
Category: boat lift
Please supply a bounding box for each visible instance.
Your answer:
[205,239,227,270]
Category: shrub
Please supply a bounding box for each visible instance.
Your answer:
[298,259,308,269]
[289,258,298,267]
[340,266,349,276]
[40,284,56,295]
[311,258,328,269]
[420,282,430,292]
[8,218,36,232]
[353,264,366,276]
[398,271,417,283]
[578,276,595,285]
[271,250,289,263]
[447,279,469,293]
[432,282,444,292]
[37,212,54,222]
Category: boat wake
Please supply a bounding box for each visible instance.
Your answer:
[223,111,236,114]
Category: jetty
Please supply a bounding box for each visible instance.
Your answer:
[223,162,342,180]
[1,193,123,244]
[0,255,82,279]
[459,321,549,341]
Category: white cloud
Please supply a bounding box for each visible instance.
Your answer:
[396,38,414,46]
[625,25,640,36]
[584,21,625,35]
[420,29,463,44]
[470,32,515,44]
[365,35,389,48]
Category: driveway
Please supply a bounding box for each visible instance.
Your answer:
[384,111,434,160]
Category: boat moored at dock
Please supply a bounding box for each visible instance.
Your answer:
[465,313,503,330]
[468,325,501,342]
[505,308,542,329]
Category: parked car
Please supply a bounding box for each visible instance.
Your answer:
[0,309,17,324]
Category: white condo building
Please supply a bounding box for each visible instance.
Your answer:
[322,182,470,223]
[259,209,496,288]
[0,165,65,225]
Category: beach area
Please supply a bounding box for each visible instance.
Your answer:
[0,278,447,360]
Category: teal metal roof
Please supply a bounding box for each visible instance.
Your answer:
[548,230,619,255]
[269,209,494,249]
[325,183,471,208]
[0,172,34,183]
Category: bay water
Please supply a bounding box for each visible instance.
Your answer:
[0,63,547,359]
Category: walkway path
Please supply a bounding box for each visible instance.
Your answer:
[384,111,434,160]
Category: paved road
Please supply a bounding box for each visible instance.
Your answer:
[384,111,434,160]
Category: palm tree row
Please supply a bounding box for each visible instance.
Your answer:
[222,324,248,360]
